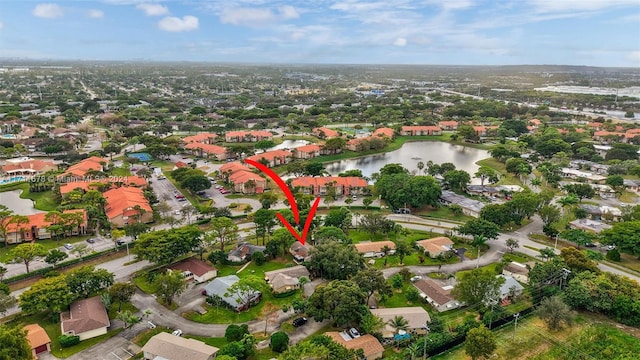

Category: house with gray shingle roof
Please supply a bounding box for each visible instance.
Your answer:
[203,275,261,312]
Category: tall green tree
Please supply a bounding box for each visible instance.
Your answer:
[19,275,75,315]
[206,217,239,251]
[44,249,68,268]
[0,324,32,360]
[108,282,137,311]
[452,268,505,307]
[153,270,187,306]
[456,219,500,240]
[474,166,499,186]
[224,276,264,311]
[464,324,496,360]
[352,268,392,303]
[601,221,640,257]
[536,296,575,330]
[307,241,364,280]
[306,280,367,326]
[135,226,202,264]
[66,265,115,298]
[8,243,46,273]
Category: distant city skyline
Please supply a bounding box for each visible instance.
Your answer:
[0,0,639,67]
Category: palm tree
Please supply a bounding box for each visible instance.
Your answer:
[387,316,409,333]
[471,234,487,269]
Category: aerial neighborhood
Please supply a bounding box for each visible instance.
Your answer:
[0,62,639,360]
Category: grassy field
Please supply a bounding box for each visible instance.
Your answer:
[0,182,60,211]
[432,314,640,360]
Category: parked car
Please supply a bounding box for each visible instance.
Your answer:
[585,243,597,248]
[86,238,96,244]
[410,276,422,282]
[605,245,616,251]
[292,317,307,327]
[63,243,74,250]
[348,328,361,338]
[172,329,183,337]
[175,210,181,215]
[116,240,126,246]
[175,194,185,199]
[178,198,187,202]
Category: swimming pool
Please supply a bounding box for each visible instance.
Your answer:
[0,176,26,184]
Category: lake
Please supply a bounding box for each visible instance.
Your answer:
[268,139,310,151]
[323,141,490,183]
[0,189,44,215]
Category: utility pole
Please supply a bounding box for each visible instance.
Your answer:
[513,313,520,340]
[423,325,430,360]
[560,268,571,290]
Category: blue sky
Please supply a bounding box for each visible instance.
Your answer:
[0,0,639,66]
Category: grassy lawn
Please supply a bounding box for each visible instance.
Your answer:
[476,158,522,186]
[371,251,460,269]
[348,229,433,244]
[455,262,499,278]
[432,314,640,360]
[502,251,538,264]
[379,283,427,309]
[132,326,172,346]
[15,312,123,358]
[110,166,132,176]
[618,190,638,203]
[106,302,139,319]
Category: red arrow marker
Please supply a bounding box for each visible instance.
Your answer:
[244,159,320,245]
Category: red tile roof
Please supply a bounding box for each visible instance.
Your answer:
[62,157,109,178]
[5,209,87,233]
[438,121,459,127]
[103,187,152,220]
[246,149,292,162]
[326,333,384,359]
[184,142,227,155]
[2,159,57,173]
[402,125,442,132]
[295,144,322,153]
[219,162,251,175]
[312,127,339,138]
[183,132,218,143]
[228,170,265,185]
[225,130,273,140]
[372,127,395,137]
[59,176,147,195]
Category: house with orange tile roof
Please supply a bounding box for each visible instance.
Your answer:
[224,130,273,143]
[354,241,396,258]
[325,333,384,360]
[593,131,625,141]
[59,176,147,196]
[61,296,110,341]
[291,176,368,196]
[587,122,603,130]
[103,187,153,228]
[2,209,88,244]
[372,127,395,138]
[228,170,267,194]
[345,137,368,151]
[219,162,252,179]
[59,156,109,180]
[438,121,459,130]
[529,118,542,126]
[416,237,455,257]
[293,144,322,159]
[24,324,51,358]
[312,127,339,139]
[400,125,442,136]
[473,126,487,137]
[183,132,218,144]
[184,142,228,160]
[1,158,57,176]
[245,149,292,168]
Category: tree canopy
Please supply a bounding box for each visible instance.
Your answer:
[306,280,368,326]
[135,226,203,264]
[307,241,364,280]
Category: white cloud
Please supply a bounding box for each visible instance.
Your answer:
[279,5,299,19]
[393,37,407,46]
[158,15,199,32]
[528,0,640,13]
[137,3,169,16]
[627,51,640,66]
[0,21,3,30]
[33,3,64,19]
[220,8,277,26]
[87,9,104,19]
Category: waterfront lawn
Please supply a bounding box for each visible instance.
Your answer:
[476,158,522,186]
[2,182,60,211]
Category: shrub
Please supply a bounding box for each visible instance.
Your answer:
[405,286,420,302]
[606,248,621,261]
[58,334,80,347]
[252,251,265,266]
[225,324,249,342]
[270,331,289,353]
[229,203,238,208]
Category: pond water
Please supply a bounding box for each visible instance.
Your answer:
[0,189,44,215]
[323,141,490,183]
[268,139,310,151]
